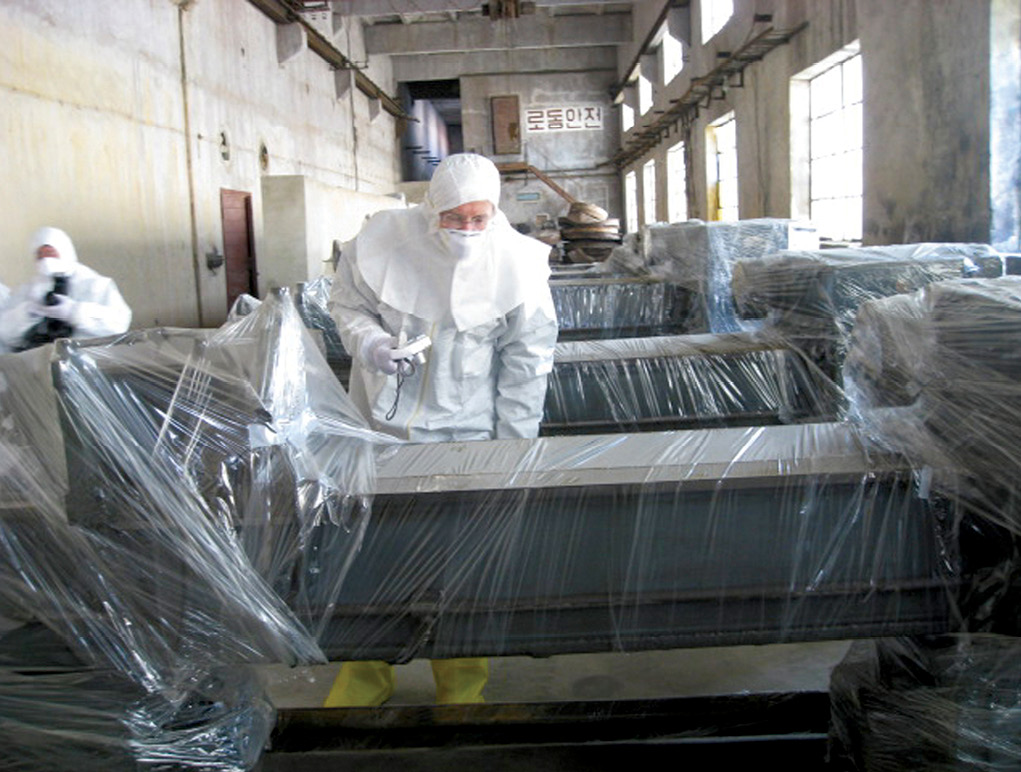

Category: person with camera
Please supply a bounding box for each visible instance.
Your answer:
[0,227,132,352]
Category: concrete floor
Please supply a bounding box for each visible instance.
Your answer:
[260,640,852,708]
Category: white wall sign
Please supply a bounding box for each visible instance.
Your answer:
[525,105,603,132]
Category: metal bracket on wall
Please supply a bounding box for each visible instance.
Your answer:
[247,0,413,122]
[612,21,809,170]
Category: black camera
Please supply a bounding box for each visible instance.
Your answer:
[17,274,74,351]
[44,274,70,306]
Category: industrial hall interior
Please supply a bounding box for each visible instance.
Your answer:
[2,0,1021,769]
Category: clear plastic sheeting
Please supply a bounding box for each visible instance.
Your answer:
[544,332,845,433]
[642,218,819,333]
[0,289,382,769]
[227,292,262,321]
[0,258,1018,767]
[604,231,647,276]
[550,276,689,340]
[844,277,1021,536]
[293,276,350,382]
[732,243,1005,379]
[318,422,959,662]
[0,666,274,771]
[829,635,1021,772]
[228,280,351,384]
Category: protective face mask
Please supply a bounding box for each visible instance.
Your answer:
[442,228,487,260]
[37,257,73,277]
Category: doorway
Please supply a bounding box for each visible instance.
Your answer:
[220,188,257,311]
[399,79,463,181]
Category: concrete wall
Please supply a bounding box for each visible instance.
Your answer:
[0,0,401,329]
[379,8,626,231]
[460,71,622,229]
[620,0,1019,248]
[261,175,406,291]
[860,0,991,244]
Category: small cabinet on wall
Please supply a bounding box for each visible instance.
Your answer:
[491,95,522,155]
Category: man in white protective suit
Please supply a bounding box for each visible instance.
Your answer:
[0,227,132,352]
[326,152,559,706]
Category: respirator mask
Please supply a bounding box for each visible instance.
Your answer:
[37,257,73,277]
[441,228,488,260]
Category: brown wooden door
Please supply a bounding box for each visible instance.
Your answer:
[221,189,257,311]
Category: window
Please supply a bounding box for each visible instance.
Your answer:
[625,170,639,233]
[621,100,634,133]
[708,113,737,221]
[808,52,862,241]
[638,65,653,117]
[643,159,658,225]
[662,31,684,84]
[701,0,732,43]
[668,141,688,222]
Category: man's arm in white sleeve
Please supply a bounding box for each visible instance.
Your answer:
[70,278,132,337]
[0,288,41,350]
[494,300,558,439]
[327,241,391,369]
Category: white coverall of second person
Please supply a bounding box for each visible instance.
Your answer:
[328,153,559,442]
[0,227,132,352]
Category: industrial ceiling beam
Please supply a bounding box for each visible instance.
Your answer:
[364,12,629,55]
[389,45,617,82]
[332,0,628,16]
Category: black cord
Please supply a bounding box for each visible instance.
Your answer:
[384,359,416,421]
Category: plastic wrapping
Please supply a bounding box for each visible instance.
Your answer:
[293,276,350,383]
[829,635,1021,771]
[550,275,689,339]
[229,281,351,384]
[226,292,262,321]
[0,257,1018,766]
[733,243,1005,379]
[317,422,959,661]
[0,289,382,768]
[642,218,819,333]
[844,277,1021,541]
[0,666,274,771]
[544,331,845,433]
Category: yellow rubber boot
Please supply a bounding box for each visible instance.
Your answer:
[323,660,395,707]
[431,657,489,704]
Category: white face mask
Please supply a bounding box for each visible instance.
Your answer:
[442,228,487,260]
[37,257,73,277]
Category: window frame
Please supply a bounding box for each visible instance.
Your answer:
[625,170,639,234]
[643,158,658,225]
[667,140,688,223]
[701,0,733,43]
[791,43,863,243]
[707,112,737,222]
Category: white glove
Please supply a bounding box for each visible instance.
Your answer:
[20,299,44,320]
[367,335,399,375]
[35,294,77,322]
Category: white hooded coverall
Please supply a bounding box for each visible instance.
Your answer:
[328,155,558,442]
[0,227,132,352]
[324,154,558,707]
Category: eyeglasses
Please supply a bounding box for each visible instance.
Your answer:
[438,212,492,229]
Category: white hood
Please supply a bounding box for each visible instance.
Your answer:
[30,226,79,277]
[354,155,552,330]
